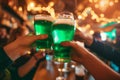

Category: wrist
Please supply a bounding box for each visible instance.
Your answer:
[84,36,93,46]
[3,42,19,61]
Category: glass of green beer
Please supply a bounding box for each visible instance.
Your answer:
[52,11,76,63]
[34,13,54,51]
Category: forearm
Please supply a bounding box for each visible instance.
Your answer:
[18,57,37,77]
[82,49,120,80]
[3,42,20,61]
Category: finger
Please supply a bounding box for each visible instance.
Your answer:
[61,41,73,46]
[61,41,84,57]
[61,41,78,48]
[34,52,46,59]
[29,34,48,41]
[76,27,80,32]
[37,34,48,40]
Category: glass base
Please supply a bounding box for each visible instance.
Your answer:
[55,61,76,80]
[54,61,73,73]
[54,57,71,63]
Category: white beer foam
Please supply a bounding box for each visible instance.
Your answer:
[54,19,74,26]
[35,15,54,22]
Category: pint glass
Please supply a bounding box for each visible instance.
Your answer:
[34,14,54,51]
[52,11,76,62]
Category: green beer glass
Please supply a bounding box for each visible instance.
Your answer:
[52,11,76,63]
[34,14,54,51]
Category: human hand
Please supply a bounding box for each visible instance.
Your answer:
[33,50,46,61]
[61,41,88,63]
[33,50,46,66]
[4,34,48,61]
[74,28,93,46]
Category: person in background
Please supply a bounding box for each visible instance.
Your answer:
[0,24,10,47]
[0,30,48,80]
[7,24,29,44]
[110,25,120,72]
[114,25,120,51]
[92,31,111,65]
[7,25,46,80]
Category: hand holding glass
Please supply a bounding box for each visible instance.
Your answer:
[52,11,76,63]
[34,14,54,51]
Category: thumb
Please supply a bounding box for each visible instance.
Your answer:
[61,41,78,48]
[61,41,72,46]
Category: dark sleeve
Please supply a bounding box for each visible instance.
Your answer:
[85,39,120,66]
[9,55,36,80]
[0,47,13,71]
[12,54,31,68]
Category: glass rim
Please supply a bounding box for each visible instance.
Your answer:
[34,14,54,21]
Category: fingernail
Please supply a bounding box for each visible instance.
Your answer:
[39,34,48,38]
[43,34,48,37]
[38,34,48,40]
